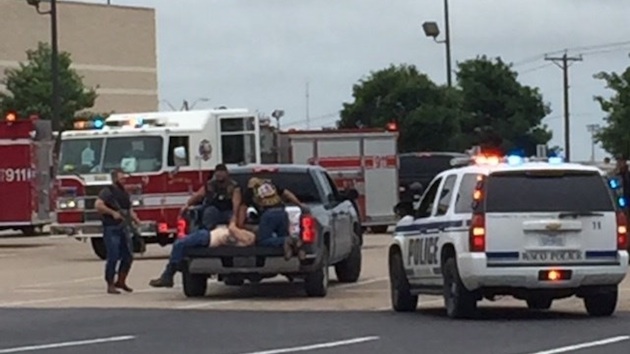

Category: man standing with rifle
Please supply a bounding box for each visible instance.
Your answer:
[95,168,142,294]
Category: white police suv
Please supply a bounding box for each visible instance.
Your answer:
[388,154,629,319]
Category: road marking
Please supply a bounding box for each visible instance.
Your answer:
[334,277,387,289]
[174,300,236,309]
[0,335,136,353]
[0,287,167,307]
[238,336,380,354]
[528,336,630,354]
[18,276,102,289]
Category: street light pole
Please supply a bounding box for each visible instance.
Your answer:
[26,0,61,134]
[443,0,452,87]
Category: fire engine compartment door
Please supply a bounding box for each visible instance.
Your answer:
[0,143,34,224]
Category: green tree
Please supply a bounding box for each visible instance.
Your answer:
[456,56,552,155]
[593,67,630,157]
[0,42,97,130]
[338,64,467,152]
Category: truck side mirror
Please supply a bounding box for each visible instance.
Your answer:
[172,146,187,167]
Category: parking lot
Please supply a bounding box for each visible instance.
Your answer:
[1,234,630,354]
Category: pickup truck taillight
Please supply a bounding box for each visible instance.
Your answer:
[301,215,316,244]
[617,211,628,250]
[177,217,187,238]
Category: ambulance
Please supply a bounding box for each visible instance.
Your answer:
[51,108,261,259]
[0,112,54,235]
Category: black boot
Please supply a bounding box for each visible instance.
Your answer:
[149,264,175,288]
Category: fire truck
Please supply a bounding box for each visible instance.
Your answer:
[51,108,261,259]
[0,112,54,235]
[276,128,399,233]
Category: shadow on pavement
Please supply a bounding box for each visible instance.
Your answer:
[414,306,620,321]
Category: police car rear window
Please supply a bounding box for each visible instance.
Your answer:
[231,171,322,203]
[484,170,615,213]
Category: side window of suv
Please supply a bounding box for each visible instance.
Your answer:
[454,173,482,213]
[435,175,457,216]
[415,177,443,219]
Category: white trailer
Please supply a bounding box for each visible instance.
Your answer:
[278,129,399,233]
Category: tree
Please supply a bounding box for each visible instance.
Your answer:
[456,56,552,155]
[338,64,467,152]
[593,67,630,158]
[0,42,97,130]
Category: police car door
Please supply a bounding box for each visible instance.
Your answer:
[405,176,443,286]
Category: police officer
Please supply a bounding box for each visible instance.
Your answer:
[180,164,241,231]
[94,168,141,294]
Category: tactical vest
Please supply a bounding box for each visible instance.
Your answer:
[205,178,237,211]
[248,178,282,208]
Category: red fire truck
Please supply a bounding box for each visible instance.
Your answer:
[51,108,262,259]
[0,112,55,235]
[276,128,399,233]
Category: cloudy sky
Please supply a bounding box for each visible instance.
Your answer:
[85,0,630,161]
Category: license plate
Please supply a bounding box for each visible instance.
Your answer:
[539,235,565,246]
[233,257,256,267]
[522,250,582,262]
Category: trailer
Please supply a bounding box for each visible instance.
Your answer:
[277,128,399,233]
[0,113,54,235]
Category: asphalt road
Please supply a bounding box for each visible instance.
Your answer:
[0,234,629,353]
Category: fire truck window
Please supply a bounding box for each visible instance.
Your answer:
[102,136,163,173]
[58,138,104,175]
[167,136,190,166]
[220,117,256,132]
[221,133,256,164]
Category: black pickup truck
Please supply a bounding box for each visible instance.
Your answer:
[181,164,363,298]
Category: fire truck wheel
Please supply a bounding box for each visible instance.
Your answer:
[91,238,107,260]
[370,225,389,234]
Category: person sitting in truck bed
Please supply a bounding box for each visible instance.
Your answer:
[148,205,255,288]
[180,164,241,231]
[244,177,308,260]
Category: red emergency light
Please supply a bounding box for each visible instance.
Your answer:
[386,121,398,131]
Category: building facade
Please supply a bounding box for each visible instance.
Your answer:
[0,0,158,113]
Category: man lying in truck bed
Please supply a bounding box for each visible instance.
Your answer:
[178,164,363,298]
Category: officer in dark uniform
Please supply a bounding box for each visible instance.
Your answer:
[180,164,241,230]
[95,168,141,294]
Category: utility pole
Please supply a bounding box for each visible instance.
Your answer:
[305,81,310,129]
[586,123,600,162]
[545,52,582,161]
[443,0,452,87]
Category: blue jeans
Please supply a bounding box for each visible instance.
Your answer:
[256,207,289,248]
[103,225,133,283]
[161,229,210,281]
[201,206,232,231]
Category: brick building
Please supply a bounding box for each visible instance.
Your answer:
[0,0,158,113]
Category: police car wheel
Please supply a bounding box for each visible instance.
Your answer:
[584,288,618,317]
[389,251,418,312]
[443,258,477,319]
[526,297,553,310]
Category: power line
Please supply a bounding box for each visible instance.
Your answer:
[545,53,583,161]
[512,40,630,67]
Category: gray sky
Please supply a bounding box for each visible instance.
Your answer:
[87,0,630,161]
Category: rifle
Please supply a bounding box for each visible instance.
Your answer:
[108,187,146,255]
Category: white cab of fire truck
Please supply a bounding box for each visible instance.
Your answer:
[388,153,629,319]
[51,108,261,259]
[0,112,55,235]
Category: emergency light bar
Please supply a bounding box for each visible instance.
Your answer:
[450,155,565,167]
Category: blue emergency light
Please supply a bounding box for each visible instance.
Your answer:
[548,156,563,164]
[506,155,523,165]
[619,196,626,208]
[609,178,621,189]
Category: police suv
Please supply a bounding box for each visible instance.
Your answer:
[388,154,629,319]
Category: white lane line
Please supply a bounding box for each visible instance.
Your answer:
[174,300,236,309]
[238,336,380,354]
[334,277,387,289]
[0,335,136,353]
[17,277,102,289]
[0,287,167,307]
[527,335,630,354]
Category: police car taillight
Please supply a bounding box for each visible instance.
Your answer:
[301,215,316,244]
[469,212,485,252]
[616,212,628,250]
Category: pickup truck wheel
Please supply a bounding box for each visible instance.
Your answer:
[304,245,329,297]
[389,251,418,312]
[90,238,107,260]
[182,267,207,298]
[334,232,362,283]
[584,288,618,317]
[443,257,477,319]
